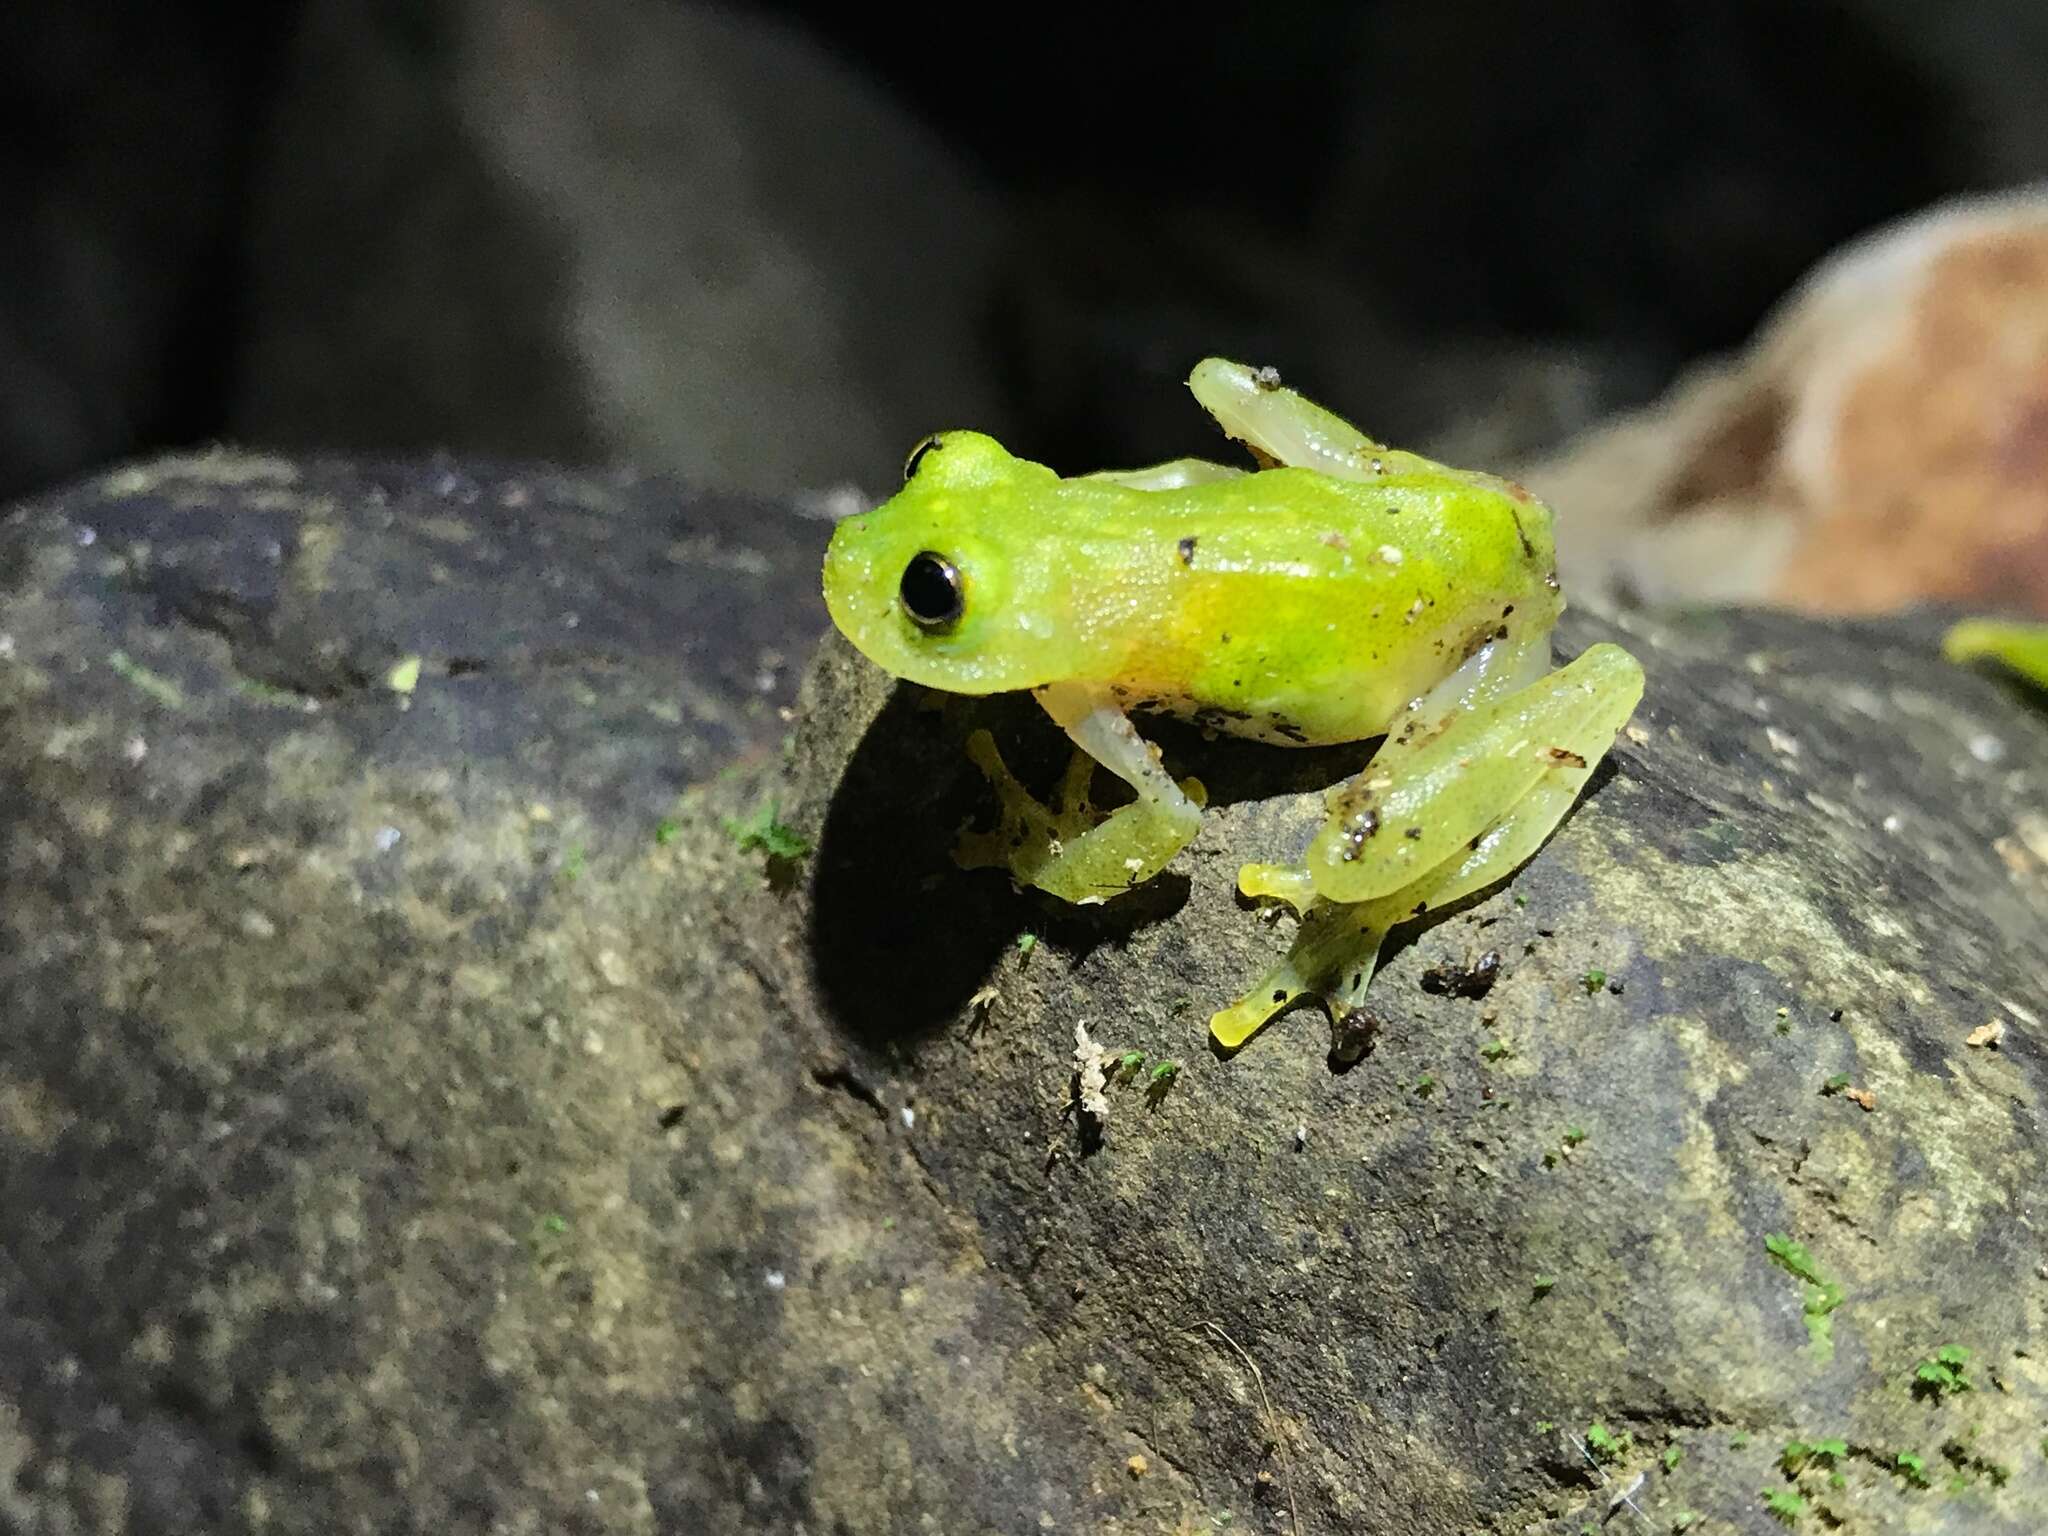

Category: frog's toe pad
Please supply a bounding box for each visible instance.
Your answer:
[1209,901,1390,1052]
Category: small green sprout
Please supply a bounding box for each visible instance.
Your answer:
[1413,1072,1436,1097]
[1763,1232,1845,1360]
[1895,1450,1930,1487]
[1534,1419,1556,1434]
[1821,1072,1850,1094]
[1761,1488,1807,1524]
[1562,1124,1588,1147]
[1479,1037,1512,1062]
[108,650,186,709]
[1016,932,1038,959]
[1581,968,1606,994]
[1114,1050,1146,1084]
[1513,891,1528,908]
[1779,1438,1847,1476]
[1146,1060,1183,1102]
[1662,1444,1683,1472]
[560,843,587,882]
[725,801,810,861]
[1671,1513,1700,1534]
[1912,1344,1971,1399]
[1532,1273,1557,1297]
[654,817,680,846]
[1731,1432,1751,1449]
[1586,1421,1631,1462]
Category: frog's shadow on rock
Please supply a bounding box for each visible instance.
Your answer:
[808,685,1603,1055]
[810,687,1196,1053]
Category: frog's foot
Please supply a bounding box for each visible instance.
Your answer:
[1210,896,1395,1052]
[955,730,1205,904]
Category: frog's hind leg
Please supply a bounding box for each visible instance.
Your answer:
[1291,642,1643,907]
[954,683,1206,905]
[1212,644,1642,1051]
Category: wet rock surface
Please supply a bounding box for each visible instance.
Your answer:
[2,457,2046,1533]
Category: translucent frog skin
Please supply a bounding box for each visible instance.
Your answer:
[822,359,1645,1052]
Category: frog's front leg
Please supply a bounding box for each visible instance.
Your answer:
[1211,643,1643,1050]
[955,682,1207,905]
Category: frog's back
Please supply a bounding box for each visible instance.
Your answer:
[1062,466,1562,745]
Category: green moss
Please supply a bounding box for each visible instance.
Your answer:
[1912,1344,1971,1399]
[107,650,185,709]
[1779,1438,1846,1476]
[725,800,811,861]
[1146,1061,1182,1104]
[1586,1421,1631,1462]
[1761,1487,1807,1524]
[1763,1233,1844,1360]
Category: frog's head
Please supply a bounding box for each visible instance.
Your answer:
[823,431,1072,694]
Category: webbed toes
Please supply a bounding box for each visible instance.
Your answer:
[955,732,1203,902]
[1210,898,1392,1052]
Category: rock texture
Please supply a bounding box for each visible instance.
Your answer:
[3,455,2047,1533]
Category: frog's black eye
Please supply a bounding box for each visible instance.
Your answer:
[898,551,964,631]
[903,434,944,482]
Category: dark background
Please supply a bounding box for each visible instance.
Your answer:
[4,0,2037,505]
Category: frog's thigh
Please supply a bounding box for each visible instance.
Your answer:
[1075,458,1244,491]
[1186,359,1385,480]
[1300,643,1644,905]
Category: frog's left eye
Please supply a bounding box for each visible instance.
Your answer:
[903,434,944,482]
[898,551,964,632]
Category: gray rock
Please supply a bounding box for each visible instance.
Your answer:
[3,455,2046,1533]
